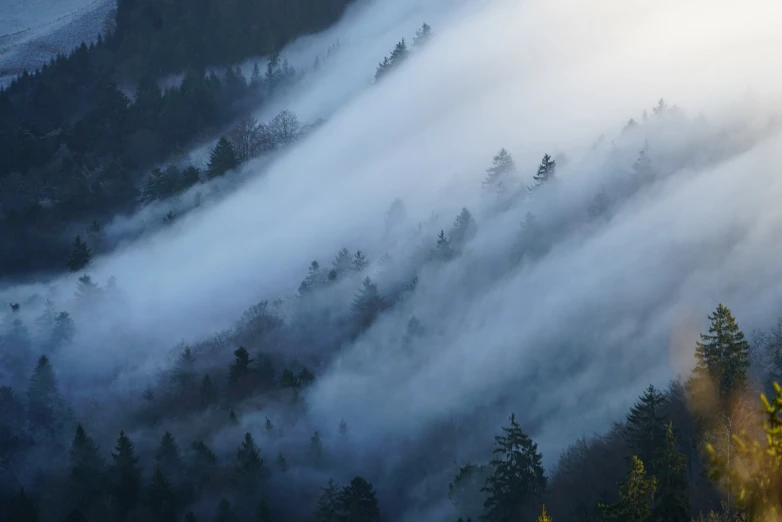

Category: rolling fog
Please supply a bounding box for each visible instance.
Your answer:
[3,0,782,516]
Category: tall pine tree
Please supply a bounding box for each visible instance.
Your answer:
[693,304,751,401]
[67,235,91,272]
[207,136,239,179]
[624,384,668,473]
[652,423,690,522]
[599,455,656,522]
[69,424,106,512]
[109,430,142,519]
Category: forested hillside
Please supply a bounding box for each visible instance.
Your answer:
[3,0,782,521]
[0,0,353,278]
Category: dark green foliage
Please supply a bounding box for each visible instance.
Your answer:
[207,137,239,179]
[532,154,556,186]
[599,455,656,522]
[624,384,668,473]
[481,414,546,522]
[147,467,178,522]
[692,303,751,400]
[315,479,341,522]
[109,430,142,517]
[235,432,266,494]
[155,432,184,481]
[69,424,106,511]
[9,488,39,522]
[652,423,690,522]
[67,236,91,272]
[228,346,253,386]
[337,476,381,522]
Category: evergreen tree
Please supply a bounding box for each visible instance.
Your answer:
[624,384,668,472]
[481,414,546,522]
[214,498,239,522]
[299,260,325,295]
[449,208,477,251]
[337,476,381,522]
[276,452,288,472]
[315,479,341,522]
[9,488,39,522]
[413,23,433,47]
[309,430,325,465]
[537,505,552,522]
[189,441,218,493]
[147,467,177,522]
[532,154,556,187]
[483,149,515,195]
[51,312,75,350]
[449,463,492,521]
[228,347,254,386]
[265,417,274,433]
[235,432,266,494]
[67,235,91,272]
[652,423,690,522]
[434,230,453,261]
[332,248,353,277]
[69,424,106,512]
[199,373,216,407]
[351,277,384,329]
[351,250,369,272]
[75,275,100,302]
[109,430,142,518]
[693,304,751,400]
[170,347,197,394]
[27,354,63,433]
[633,150,653,179]
[389,39,409,65]
[298,367,315,387]
[228,409,239,425]
[375,57,391,81]
[207,136,239,179]
[279,369,300,389]
[599,455,656,522]
[251,62,262,89]
[155,432,184,482]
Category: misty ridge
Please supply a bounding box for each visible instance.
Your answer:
[3,0,782,521]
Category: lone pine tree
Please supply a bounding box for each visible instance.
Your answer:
[207,136,239,179]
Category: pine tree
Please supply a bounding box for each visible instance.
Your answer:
[337,476,381,522]
[147,467,177,522]
[199,373,216,407]
[51,312,75,349]
[228,409,239,425]
[483,149,515,195]
[189,441,217,493]
[413,23,433,47]
[235,432,266,494]
[67,235,91,272]
[449,208,477,251]
[481,414,547,522]
[315,479,341,522]
[309,430,325,465]
[434,230,453,261]
[279,369,300,389]
[693,304,751,400]
[352,277,384,329]
[265,417,274,433]
[27,355,63,433]
[69,424,106,511]
[214,498,239,522]
[624,384,668,472]
[155,432,183,482]
[298,367,315,387]
[375,57,391,81]
[537,505,552,522]
[250,62,262,89]
[110,430,142,518]
[532,154,556,187]
[228,347,254,385]
[389,39,408,65]
[599,455,656,522]
[9,488,39,522]
[299,260,325,295]
[75,275,100,302]
[351,250,369,272]
[207,136,239,179]
[652,423,690,522]
[332,248,352,277]
[170,347,197,394]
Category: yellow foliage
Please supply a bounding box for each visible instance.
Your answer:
[536,504,552,522]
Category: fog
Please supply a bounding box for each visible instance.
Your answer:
[3,0,782,518]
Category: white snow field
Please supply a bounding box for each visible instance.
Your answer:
[0,0,115,87]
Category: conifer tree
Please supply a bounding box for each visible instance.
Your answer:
[652,423,690,522]
[537,505,552,522]
[633,150,653,179]
[299,260,325,295]
[228,409,239,425]
[483,149,515,195]
[228,347,254,386]
[110,430,142,518]
[434,230,453,261]
[449,463,492,521]
[199,373,216,407]
[155,432,184,482]
[375,57,391,81]
[693,304,751,400]
[235,432,266,494]
[332,248,352,277]
[27,354,63,433]
[279,369,300,389]
[147,467,177,522]
[351,250,369,272]
[214,498,239,522]
[413,23,433,47]
[337,476,381,522]
[207,136,239,179]
[170,347,197,394]
[352,277,384,329]
[298,367,315,387]
[51,312,75,350]
[265,417,274,433]
[276,452,288,472]
[449,208,477,251]
[389,39,409,65]
[315,479,341,522]
[310,430,325,465]
[75,275,100,302]
[624,384,668,473]
[599,455,656,522]
[189,441,218,493]
[481,414,546,522]
[532,154,556,187]
[67,235,91,272]
[69,424,106,512]
[9,488,39,522]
